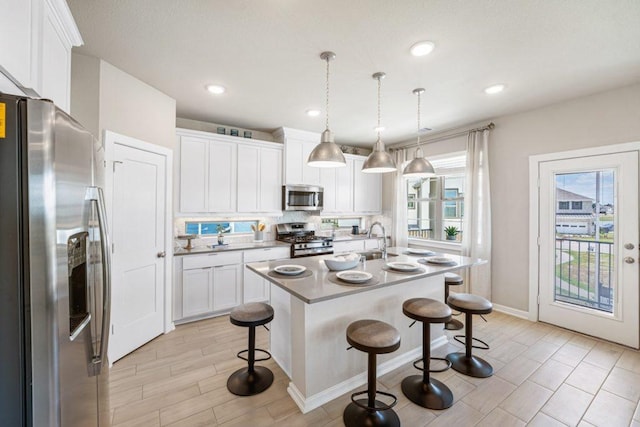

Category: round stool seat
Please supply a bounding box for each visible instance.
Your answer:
[444,272,464,285]
[346,319,400,354]
[230,302,274,327]
[403,298,452,324]
[447,293,492,315]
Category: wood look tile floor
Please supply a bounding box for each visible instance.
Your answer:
[108,312,640,427]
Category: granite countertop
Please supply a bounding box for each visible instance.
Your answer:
[245,246,485,304]
[174,240,290,256]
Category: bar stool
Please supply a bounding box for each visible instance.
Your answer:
[344,319,401,427]
[401,298,454,410]
[445,293,493,378]
[444,273,464,331]
[226,302,274,396]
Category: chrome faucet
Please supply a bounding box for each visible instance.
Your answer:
[367,221,387,259]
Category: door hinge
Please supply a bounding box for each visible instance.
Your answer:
[537,236,541,246]
[111,324,114,335]
[537,294,540,305]
[112,243,115,253]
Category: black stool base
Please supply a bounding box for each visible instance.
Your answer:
[343,400,400,427]
[444,318,464,331]
[446,353,493,378]
[401,375,453,410]
[226,366,274,396]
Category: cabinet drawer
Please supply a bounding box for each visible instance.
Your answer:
[333,240,365,254]
[244,247,290,263]
[183,251,243,269]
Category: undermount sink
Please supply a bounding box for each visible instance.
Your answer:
[358,250,398,261]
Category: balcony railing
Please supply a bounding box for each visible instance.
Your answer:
[555,238,614,313]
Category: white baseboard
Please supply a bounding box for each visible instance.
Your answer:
[492,303,530,320]
[287,335,448,414]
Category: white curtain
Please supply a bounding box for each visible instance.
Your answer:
[392,149,409,247]
[462,129,492,299]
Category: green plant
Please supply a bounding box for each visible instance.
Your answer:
[444,226,459,237]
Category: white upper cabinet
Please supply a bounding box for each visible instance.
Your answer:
[176,128,283,215]
[179,136,208,212]
[353,158,382,213]
[275,128,321,186]
[0,0,82,112]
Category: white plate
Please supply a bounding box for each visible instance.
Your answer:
[273,264,307,276]
[424,256,457,265]
[407,248,436,256]
[386,261,421,272]
[336,270,373,284]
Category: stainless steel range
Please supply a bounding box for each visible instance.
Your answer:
[276,223,333,258]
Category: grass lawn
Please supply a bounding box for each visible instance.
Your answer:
[555,249,613,293]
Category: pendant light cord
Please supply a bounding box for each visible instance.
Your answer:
[377,75,382,140]
[416,90,421,146]
[325,56,330,131]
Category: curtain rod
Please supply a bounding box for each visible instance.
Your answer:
[391,122,495,151]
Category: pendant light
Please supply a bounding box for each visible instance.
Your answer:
[403,88,435,178]
[307,51,346,168]
[362,72,397,173]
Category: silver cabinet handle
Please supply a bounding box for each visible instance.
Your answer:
[624,257,635,264]
[625,243,635,250]
[85,186,111,376]
[157,251,166,258]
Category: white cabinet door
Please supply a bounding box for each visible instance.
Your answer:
[301,140,321,186]
[333,240,365,254]
[213,264,241,311]
[182,268,214,318]
[40,2,71,112]
[180,136,208,212]
[319,168,337,213]
[0,0,36,91]
[353,158,382,213]
[237,144,260,212]
[244,269,269,303]
[364,239,380,250]
[208,140,237,212]
[259,146,282,212]
[285,139,303,184]
[336,157,354,212]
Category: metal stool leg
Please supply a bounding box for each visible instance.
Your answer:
[343,352,400,427]
[446,313,493,378]
[227,325,274,396]
[401,322,454,409]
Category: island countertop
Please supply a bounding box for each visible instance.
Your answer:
[245,246,485,304]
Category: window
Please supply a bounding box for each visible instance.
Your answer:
[407,153,465,242]
[572,201,583,210]
[185,220,258,235]
[559,201,570,209]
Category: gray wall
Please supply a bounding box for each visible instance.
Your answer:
[71,53,176,149]
[491,82,640,311]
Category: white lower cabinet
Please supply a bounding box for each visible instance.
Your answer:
[333,239,380,255]
[243,247,290,303]
[174,251,242,323]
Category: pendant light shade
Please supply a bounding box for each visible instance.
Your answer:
[307,51,346,168]
[403,88,435,178]
[362,72,397,174]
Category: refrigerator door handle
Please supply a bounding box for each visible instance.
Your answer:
[85,186,112,376]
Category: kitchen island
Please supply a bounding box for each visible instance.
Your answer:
[245,247,485,413]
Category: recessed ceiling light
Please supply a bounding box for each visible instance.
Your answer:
[306,109,321,117]
[206,84,225,94]
[484,84,505,95]
[410,41,435,57]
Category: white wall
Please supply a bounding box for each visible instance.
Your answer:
[490,82,640,311]
[71,53,176,149]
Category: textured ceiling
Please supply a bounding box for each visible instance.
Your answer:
[67,0,640,146]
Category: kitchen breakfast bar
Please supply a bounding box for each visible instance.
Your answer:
[245,247,485,413]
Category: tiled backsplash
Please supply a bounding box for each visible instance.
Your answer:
[174,212,389,250]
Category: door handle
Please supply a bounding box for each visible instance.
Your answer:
[624,243,635,250]
[624,257,635,264]
[157,251,166,258]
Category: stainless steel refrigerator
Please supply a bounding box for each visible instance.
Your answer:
[0,93,112,426]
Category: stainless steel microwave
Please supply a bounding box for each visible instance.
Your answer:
[282,185,324,211]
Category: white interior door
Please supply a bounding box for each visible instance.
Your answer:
[109,141,167,362]
[537,150,639,348]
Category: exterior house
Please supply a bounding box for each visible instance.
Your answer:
[555,188,595,235]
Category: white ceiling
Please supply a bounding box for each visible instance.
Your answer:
[67,0,640,147]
